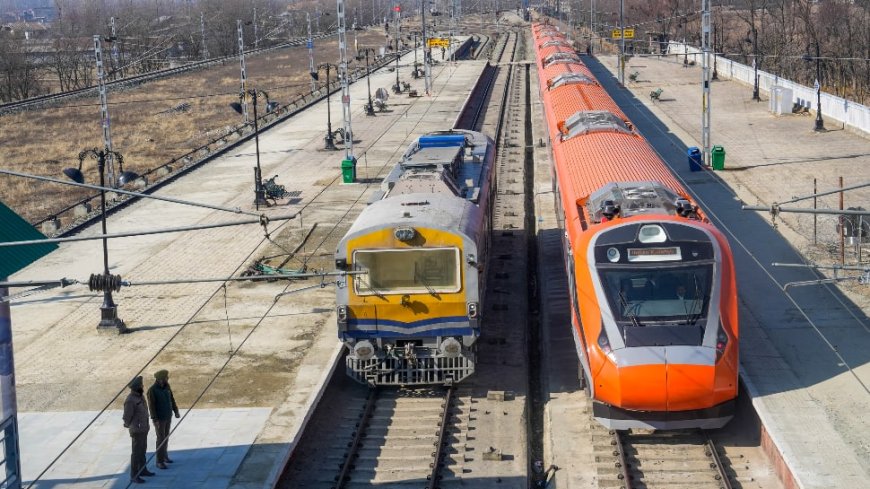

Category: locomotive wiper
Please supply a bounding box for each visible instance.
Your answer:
[414,268,439,297]
[618,290,642,328]
[357,274,387,300]
[688,274,705,325]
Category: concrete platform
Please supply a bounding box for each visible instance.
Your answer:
[586,54,870,488]
[8,45,486,488]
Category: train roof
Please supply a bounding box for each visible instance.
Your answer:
[531,23,695,221]
[375,129,493,204]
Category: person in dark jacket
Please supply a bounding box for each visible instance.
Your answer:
[123,376,154,483]
[146,369,180,469]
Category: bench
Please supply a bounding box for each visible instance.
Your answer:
[650,88,663,101]
[628,71,639,82]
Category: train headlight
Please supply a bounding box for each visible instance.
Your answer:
[439,337,462,357]
[638,224,667,243]
[353,340,375,360]
[337,305,348,322]
[467,302,479,318]
[606,247,620,262]
[394,226,416,242]
[598,327,615,361]
[716,327,729,361]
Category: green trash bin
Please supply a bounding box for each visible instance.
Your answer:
[341,157,357,184]
[711,145,726,170]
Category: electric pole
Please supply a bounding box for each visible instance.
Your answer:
[253,7,258,49]
[618,0,625,85]
[237,20,249,122]
[308,12,316,93]
[337,0,354,159]
[200,12,209,60]
[422,0,431,94]
[701,0,712,165]
[93,35,117,187]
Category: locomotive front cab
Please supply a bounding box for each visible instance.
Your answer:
[337,219,481,386]
[579,183,738,429]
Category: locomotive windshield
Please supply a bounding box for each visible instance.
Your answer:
[353,247,461,295]
[598,264,713,324]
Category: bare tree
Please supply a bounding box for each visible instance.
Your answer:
[0,32,44,102]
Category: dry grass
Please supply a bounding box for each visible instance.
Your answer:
[0,31,386,223]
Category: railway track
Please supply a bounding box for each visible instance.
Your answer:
[331,387,467,488]
[607,429,733,489]
[281,29,530,489]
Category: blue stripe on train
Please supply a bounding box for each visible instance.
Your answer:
[348,316,470,328]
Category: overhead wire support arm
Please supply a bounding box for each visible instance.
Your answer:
[771,262,870,289]
[772,180,870,206]
[0,213,297,248]
[0,168,261,217]
[742,205,870,216]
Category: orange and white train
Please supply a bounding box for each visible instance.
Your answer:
[532,23,739,429]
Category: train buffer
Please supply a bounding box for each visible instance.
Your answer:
[629,71,640,82]
[650,88,664,101]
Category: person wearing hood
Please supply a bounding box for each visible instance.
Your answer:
[123,376,154,483]
[147,369,180,469]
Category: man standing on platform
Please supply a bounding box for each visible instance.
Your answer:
[123,376,154,484]
[147,369,181,469]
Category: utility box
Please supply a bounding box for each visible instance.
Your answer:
[341,157,357,184]
[769,86,793,115]
[711,145,726,170]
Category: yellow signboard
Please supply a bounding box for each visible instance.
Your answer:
[427,38,450,48]
[611,28,635,40]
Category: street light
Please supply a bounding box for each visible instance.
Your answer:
[64,148,139,333]
[411,31,420,78]
[803,42,825,132]
[749,27,760,101]
[230,88,270,209]
[312,62,339,150]
[356,48,377,116]
[393,33,402,94]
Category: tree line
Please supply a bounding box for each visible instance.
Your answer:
[0,0,348,102]
[562,0,870,104]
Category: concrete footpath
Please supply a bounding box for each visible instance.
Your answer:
[593,53,870,488]
[9,42,485,488]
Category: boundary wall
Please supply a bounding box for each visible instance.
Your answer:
[668,42,870,136]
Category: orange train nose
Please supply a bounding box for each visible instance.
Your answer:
[608,361,716,412]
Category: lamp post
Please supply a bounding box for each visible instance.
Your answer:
[412,31,420,78]
[751,26,760,101]
[357,48,376,116]
[393,31,402,93]
[230,88,270,209]
[64,148,139,333]
[313,62,339,150]
[804,42,825,132]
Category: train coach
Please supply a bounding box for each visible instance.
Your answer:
[532,23,739,429]
[335,130,495,386]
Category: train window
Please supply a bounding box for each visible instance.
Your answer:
[353,248,461,295]
[598,265,713,326]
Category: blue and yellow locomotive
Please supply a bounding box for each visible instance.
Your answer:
[335,130,495,385]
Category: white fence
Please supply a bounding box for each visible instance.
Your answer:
[668,42,870,136]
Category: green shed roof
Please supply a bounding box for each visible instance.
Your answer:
[0,201,58,278]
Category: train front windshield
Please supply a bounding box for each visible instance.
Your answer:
[354,248,461,295]
[598,265,714,346]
